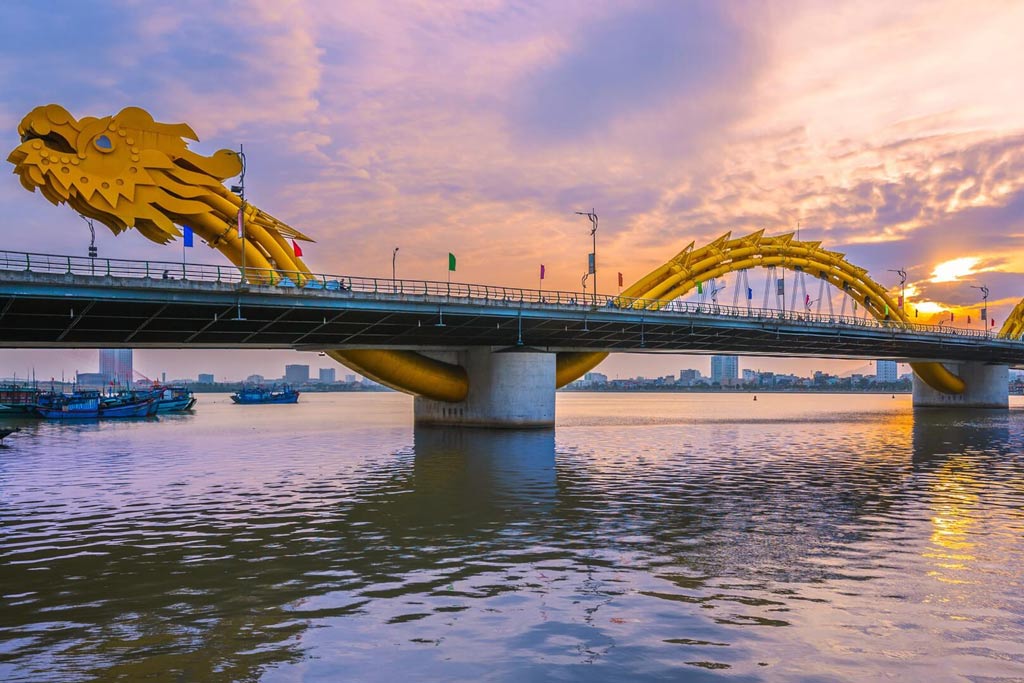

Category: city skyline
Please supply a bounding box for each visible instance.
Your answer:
[2,2,1023,381]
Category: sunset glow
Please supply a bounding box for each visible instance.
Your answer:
[930,258,982,283]
[1,0,1023,380]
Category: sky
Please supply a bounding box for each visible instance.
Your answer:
[2,0,1024,382]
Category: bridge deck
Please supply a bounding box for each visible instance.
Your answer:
[2,264,1023,364]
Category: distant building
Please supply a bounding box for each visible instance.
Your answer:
[876,360,898,382]
[76,372,107,387]
[742,369,758,383]
[583,372,608,385]
[710,355,738,385]
[679,369,701,386]
[285,364,310,384]
[344,374,357,384]
[99,349,132,386]
[246,374,265,384]
[198,373,215,384]
[319,368,336,383]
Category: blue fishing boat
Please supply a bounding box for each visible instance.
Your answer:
[107,386,195,413]
[231,384,300,405]
[35,390,156,419]
[152,386,197,413]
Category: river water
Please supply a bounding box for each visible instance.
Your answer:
[1,393,1023,682]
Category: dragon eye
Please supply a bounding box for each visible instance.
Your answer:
[94,135,114,152]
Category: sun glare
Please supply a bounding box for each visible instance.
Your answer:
[913,301,946,314]
[930,257,980,283]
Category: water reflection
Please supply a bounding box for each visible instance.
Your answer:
[2,396,1023,682]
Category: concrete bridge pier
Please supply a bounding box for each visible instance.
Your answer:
[912,362,1009,409]
[414,348,556,428]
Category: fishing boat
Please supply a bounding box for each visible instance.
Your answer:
[35,390,156,419]
[0,385,43,415]
[105,386,194,414]
[231,384,300,405]
[152,386,197,412]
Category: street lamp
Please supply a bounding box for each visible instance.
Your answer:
[971,284,989,334]
[392,247,399,291]
[888,268,907,313]
[575,209,598,304]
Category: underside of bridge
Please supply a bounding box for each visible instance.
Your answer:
[6,104,1018,425]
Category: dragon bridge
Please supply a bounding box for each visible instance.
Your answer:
[9,104,1003,400]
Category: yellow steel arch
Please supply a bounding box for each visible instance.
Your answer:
[999,300,1024,340]
[588,230,965,394]
[7,106,967,397]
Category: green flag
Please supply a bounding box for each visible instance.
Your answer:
[696,281,703,294]
[448,253,456,272]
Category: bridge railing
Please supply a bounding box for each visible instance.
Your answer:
[0,249,1003,340]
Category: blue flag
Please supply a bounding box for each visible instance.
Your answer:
[183,225,194,248]
[747,287,753,300]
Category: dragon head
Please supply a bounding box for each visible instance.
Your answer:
[9,104,244,244]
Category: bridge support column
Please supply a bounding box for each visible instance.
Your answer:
[414,348,555,428]
[912,362,1009,409]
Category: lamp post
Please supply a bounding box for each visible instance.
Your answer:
[575,209,598,304]
[230,144,247,284]
[230,145,247,320]
[392,247,399,292]
[971,284,989,335]
[888,268,907,314]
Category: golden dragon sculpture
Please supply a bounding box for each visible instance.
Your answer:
[8,104,989,398]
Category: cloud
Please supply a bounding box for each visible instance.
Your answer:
[3,0,1024,379]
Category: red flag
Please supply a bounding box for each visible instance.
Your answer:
[618,272,624,287]
[950,312,954,321]
[992,318,996,327]
[237,208,244,238]
[540,264,545,280]
[292,240,303,258]
[897,295,904,309]
[968,315,972,324]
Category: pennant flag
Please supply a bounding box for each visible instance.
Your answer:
[805,294,811,307]
[618,272,623,287]
[237,208,244,238]
[884,304,889,315]
[982,307,987,321]
[696,281,703,294]
[291,240,303,257]
[950,312,954,321]
[448,253,456,271]
[897,295,904,309]
[776,278,784,296]
[915,308,919,318]
[540,264,546,280]
[747,287,753,300]
[182,225,194,247]
[992,318,996,327]
[968,315,972,324]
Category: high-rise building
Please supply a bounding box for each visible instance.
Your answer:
[679,368,701,386]
[319,368,336,383]
[710,355,739,385]
[99,349,132,386]
[285,364,310,384]
[876,360,898,382]
[198,373,215,384]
